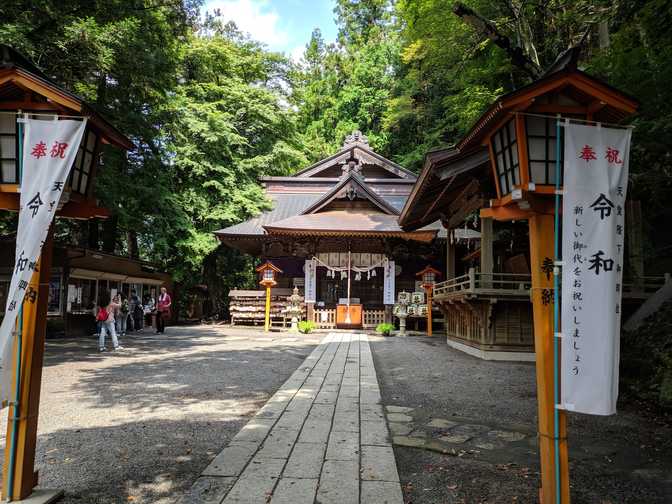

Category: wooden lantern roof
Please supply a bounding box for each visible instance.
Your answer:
[0,46,133,150]
[415,265,442,278]
[256,261,283,274]
[400,66,639,231]
[0,45,134,217]
[457,68,638,151]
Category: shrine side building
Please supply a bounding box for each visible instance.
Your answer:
[215,132,445,329]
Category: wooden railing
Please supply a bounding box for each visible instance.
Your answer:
[311,308,386,329]
[433,268,531,299]
[312,308,336,328]
[434,268,671,300]
[363,309,386,328]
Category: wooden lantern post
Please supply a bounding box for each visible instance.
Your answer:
[256,261,282,332]
[473,71,637,503]
[416,266,441,337]
[0,46,134,501]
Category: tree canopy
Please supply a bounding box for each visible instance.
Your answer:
[1,0,671,314]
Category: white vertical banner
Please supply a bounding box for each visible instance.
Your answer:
[0,117,86,405]
[561,122,631,415]
[383,258,395,305]
[304,258,316,303]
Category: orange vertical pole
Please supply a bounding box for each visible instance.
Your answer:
[2,226,55,500]
[528,214,570,504]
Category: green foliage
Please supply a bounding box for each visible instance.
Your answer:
[161,28,306,284]
[376,322,394,336]
[2,0,672,338]
[298,320,317,334]
[621,301,672,410]
[292,2,398,161]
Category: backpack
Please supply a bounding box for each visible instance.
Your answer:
[96,307,109,322]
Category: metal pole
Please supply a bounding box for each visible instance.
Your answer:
[553,118,562,503]
[6,303,24,501]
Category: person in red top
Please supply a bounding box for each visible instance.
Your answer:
[156,286,172,334]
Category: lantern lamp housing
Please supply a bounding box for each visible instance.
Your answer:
[416,266,441,289]
[256,261,283,287]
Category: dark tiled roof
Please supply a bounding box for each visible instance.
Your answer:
[215,193,322,236]
[215,191,420,237]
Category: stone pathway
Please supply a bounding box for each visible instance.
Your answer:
[385,404,533,461]
[179,333,403,504]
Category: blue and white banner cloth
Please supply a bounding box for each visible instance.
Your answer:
[0,117,86,405]
[561,121,631,415]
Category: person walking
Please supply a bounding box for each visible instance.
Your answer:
[144,292,156,330]
[118,292,129,337]
[99,295,123,352]
[91,302,101,339]
[156,286,172,334]
[129,289,142,332]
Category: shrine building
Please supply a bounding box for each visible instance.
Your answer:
[399,60,666,360]
[216,131,445,329]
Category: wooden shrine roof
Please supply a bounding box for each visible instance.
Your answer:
[215,130,444,245]
[399,147,490,231]
[263,209,439,242]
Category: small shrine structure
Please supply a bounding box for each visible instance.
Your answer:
[399,63,664,361]
[216,131,445,329]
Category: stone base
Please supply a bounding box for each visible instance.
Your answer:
[11,489,64,504]
[445,337,535,362]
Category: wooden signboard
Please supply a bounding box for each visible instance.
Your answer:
[336,304,362,328]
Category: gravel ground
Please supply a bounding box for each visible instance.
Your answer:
[370,334,672,504]
[0,325,319,504]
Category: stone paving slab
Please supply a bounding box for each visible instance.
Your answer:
[183,332,402,503]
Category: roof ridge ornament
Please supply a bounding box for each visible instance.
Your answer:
[343,130,369,148]
[341,158,363,178]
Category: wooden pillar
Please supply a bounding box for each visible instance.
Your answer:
[306,302,315,324]
[528,214,570,504]
[263,286,271,332]
[446,237,456,280]
[3,226,55,500]
[384,305,392,324]
[626,201,644,293]
[480,217,494,287]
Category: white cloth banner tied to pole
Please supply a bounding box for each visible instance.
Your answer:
[0,117,86,405]
[561,122,631,415]
[383,258,395,305]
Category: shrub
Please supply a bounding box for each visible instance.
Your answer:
[621,301,672,411]
[376,322,394,336]
[298,320,316,334]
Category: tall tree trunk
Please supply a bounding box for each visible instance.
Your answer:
[453,2,541,79]
[101,215,118,253]
[127,230,139,259]
[598,21,610,49]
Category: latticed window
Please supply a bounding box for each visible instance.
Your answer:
[69,129,98,195]
[491,119,519,195]
[0,114,18,183]
[525,115,563,186]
